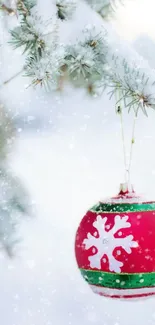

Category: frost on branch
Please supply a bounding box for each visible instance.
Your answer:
[104,45,155,115]
[17,0,37,16]
[65,26,108,87]
[24,47,64,90]
[8,0,155,115]
[10,0,62,90]
[56,0,77,20]
[10,15,52,55]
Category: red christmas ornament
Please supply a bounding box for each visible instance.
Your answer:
[75,184,155,299]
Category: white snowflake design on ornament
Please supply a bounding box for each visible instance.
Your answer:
[83,215,138,273]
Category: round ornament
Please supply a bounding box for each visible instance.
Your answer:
[75,184,155,299]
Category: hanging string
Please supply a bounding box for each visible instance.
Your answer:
[115,90,128,183]
[116,91,138,189]
[127,108,138,187]
[118,105,128,183]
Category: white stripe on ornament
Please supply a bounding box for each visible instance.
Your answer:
[90,284,155,297]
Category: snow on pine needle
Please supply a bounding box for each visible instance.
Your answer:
[8,0,155,115]
[10,0,60,56]
[10,14,54,55]
[64,26,108,87]
[24,46,64,90]
[104,38,155,115]
[16,0,37,16]
[81,25,107,63]
[65,45,99,84]
[71,24,155,114]
[10,0,63,90]
[56,0,77,21]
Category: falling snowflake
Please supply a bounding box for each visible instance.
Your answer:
[83,215,138,273]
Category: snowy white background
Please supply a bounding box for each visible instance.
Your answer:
[1,0,155,324]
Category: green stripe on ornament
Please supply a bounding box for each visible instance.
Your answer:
[80,269,155,289]
[90,202,155,213]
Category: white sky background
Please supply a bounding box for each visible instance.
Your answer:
[114,0,155,41]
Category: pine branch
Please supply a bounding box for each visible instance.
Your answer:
[10,15,47,55]
[0,166,31,257]
[0,2,16,15]
[102,54,155,115]
[0,69,23,88]
[64,26,108,87]
[24,47,64,90]
[9,0,62,90]
[7,0,155,116]
[16,0,36,16]
[56,0,77,21]
[0,105,31,257]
